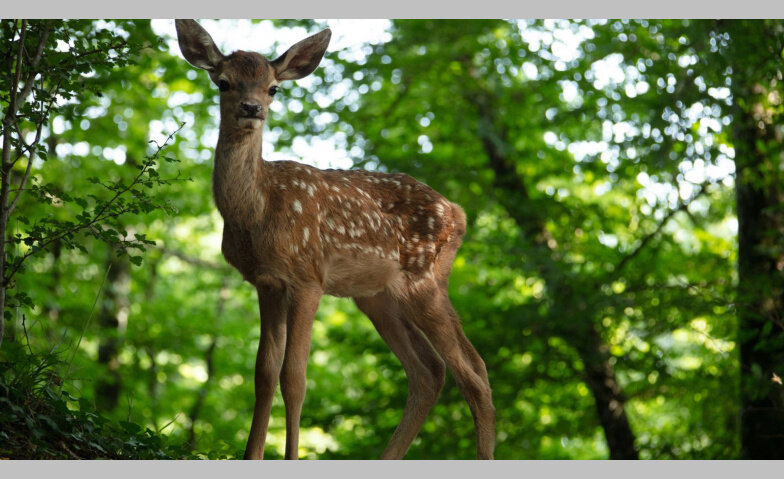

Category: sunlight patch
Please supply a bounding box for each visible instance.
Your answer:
[299,427,339,457]
[178,362,208,383]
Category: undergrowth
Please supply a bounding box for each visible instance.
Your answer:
[0,341,235,459]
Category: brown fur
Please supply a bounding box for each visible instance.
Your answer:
[174,19,495,460]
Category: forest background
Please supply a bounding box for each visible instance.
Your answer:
[1,18,783,459]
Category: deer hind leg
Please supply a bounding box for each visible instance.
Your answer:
[404,286,496,460]
[354,292,446,459]
[245,283,289,460]
[280,285,322,459]
[424,213,496,458]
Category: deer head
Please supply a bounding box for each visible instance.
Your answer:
[174,19,331,132]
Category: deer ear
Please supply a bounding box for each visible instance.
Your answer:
[271,29,331,81]
[175,19,225,71]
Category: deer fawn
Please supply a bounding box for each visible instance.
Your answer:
[175,19,495,459]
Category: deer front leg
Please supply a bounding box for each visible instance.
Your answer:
[244,284,289,460]
[280,285,322,459]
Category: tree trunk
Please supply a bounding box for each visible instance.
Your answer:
[187,338,216,449]
[474,95,639,459]
[733,104,784,460]
[571,322,639,459]
[143,257,160,405]
[723,20,784,459]
[95,249,131,412]
[187,280,229,449]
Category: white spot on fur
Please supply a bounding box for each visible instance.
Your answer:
[292,200,302,214]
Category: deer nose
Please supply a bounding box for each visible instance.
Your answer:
[240,102,261,116]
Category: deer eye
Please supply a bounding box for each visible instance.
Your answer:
[218,79,230,92]
[269,85,280,97]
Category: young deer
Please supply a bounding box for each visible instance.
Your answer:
[174,19,495,459]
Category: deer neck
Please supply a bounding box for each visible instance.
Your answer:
[213,127,267,228]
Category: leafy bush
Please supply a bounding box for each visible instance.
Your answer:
[0,341,237,459]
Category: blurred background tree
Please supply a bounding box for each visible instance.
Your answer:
[1,18,782,459]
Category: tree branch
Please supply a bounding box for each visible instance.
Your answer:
[6,103,49,217]
[610,183,710,279]
[13,21,51,118]
[154,245,230,271]
[6,20,27,129]
[56,39,130,66]
[3,125,184,285]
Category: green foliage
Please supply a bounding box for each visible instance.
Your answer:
[0,20,188,338]
[7,127,184,307]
